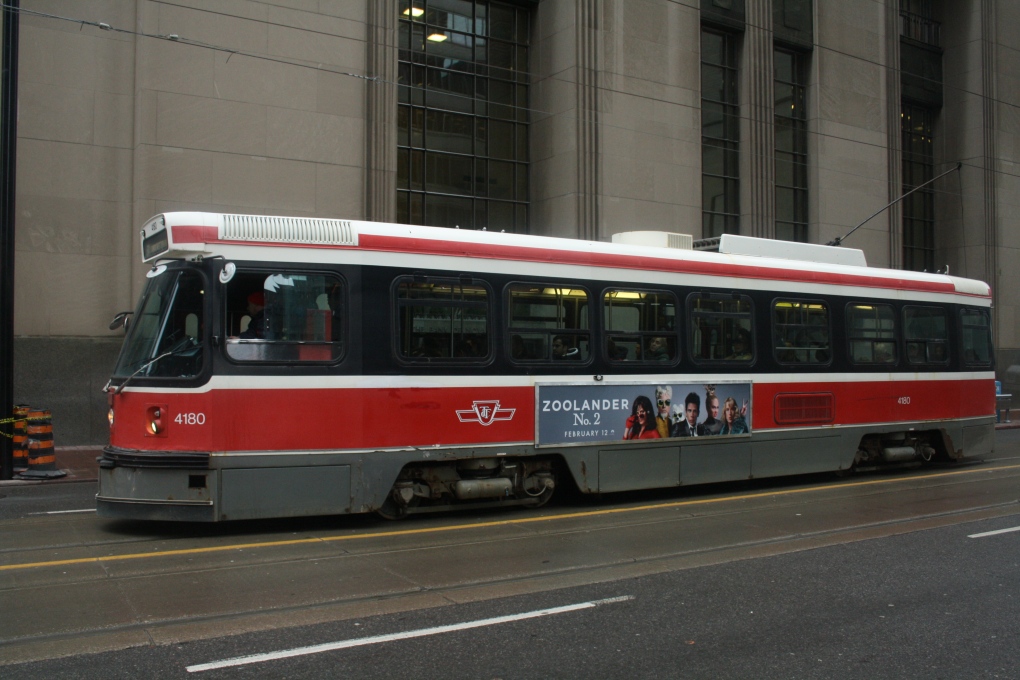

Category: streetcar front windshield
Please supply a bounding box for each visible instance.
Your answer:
[112,268,205,379]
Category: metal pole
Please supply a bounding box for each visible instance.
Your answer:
[828,162,962,247]
[0,0,19,480]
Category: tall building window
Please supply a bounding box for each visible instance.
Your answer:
[900,0,940,46]
[701,29,740,238]
[397,1,530,231]
[901,103,935,272]
[774,48,808,242]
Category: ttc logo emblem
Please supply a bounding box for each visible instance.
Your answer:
[456,400,516,426]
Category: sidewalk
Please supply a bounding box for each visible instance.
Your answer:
[4,420,1020,485]
[0,446,103,485]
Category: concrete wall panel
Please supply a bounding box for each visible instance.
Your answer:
[155,93,268,155]
[265,107,362,165]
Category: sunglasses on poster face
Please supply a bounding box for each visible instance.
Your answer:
[657,399,670,406]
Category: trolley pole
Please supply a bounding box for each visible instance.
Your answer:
[0,0,19,480]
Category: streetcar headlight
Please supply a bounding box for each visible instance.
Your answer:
[145,405,167,437]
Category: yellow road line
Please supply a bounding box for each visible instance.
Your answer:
[3,463,1019,572]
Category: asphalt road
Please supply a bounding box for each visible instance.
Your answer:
[2,430,1019,678]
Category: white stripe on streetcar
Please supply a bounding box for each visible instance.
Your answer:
[968,526,1020,538]
[186,595,634,673]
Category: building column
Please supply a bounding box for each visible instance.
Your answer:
[364,0,398,223]
[575,0,601,242]
[885,0,903,268]
[980,0,998,329]
[743,0,774,239]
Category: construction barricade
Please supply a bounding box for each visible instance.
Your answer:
[14,408,66,480]
[12,405,28,472]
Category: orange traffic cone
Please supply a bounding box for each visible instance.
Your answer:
[15,409,66,480]
[12,405,28,472]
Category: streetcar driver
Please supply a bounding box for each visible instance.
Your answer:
[240,291,266,339]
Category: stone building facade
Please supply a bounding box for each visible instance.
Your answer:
[11,0,1019,444]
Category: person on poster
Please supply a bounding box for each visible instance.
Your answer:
[654,386,672,438]
[672,392,704,437]
[623,395,660,440]
[701,386,722,435]
[719,396,750,435]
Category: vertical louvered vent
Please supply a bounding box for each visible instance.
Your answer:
[774,393,835,425]
[221,214,357,246]
[667,233,694,250]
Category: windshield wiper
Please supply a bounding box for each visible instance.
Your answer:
[110,336,198,395]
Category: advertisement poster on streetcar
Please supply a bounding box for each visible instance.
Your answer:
[536,382,752,447]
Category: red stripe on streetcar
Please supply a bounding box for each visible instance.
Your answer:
[109,379,993,453]
[356,234,962,295]
[751,379,994,430]
[171,225,219,243]
[167,224,980,297]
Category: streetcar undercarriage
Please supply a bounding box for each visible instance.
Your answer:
[378,457,557,519]
[851,428,958,471]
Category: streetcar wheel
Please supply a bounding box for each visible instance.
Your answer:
[377,482,423,519]
[377,495,411,520]
[521,472,556,508]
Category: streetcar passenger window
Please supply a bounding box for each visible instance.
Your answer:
[603,289,678,362]
[507,284,590,362]
[688,294,753,363]
[773,300,830,364]
[960,308,993,366]
[903,306,949,365]
[847,303,896,364]
[225,271,345,363]
[395,278,490,361]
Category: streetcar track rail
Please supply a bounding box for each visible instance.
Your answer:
[3,461,1020,567]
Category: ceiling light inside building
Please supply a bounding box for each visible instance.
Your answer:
[427,33,448,42]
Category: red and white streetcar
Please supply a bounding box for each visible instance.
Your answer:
[98,212,995,521]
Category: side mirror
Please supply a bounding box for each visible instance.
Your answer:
[219,262,236,284]
[109,311,133,331]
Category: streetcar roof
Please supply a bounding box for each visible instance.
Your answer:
[140,212,992,300]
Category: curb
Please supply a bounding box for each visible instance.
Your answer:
[0,447,102,486]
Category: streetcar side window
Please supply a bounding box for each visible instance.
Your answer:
[903,306,949,365]
[688,294,754,363]
[507,284,590,362]
[395,278,490,361]
[773,299,830,364]
[225,271,345,363]
[847,303,897,364]
[603,289,678,363]
[960,308,993,366]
